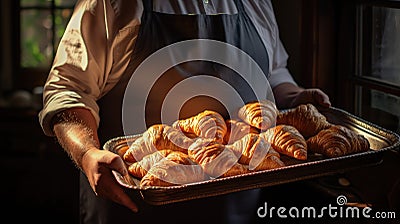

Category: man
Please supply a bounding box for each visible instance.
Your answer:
[39,0,330,223]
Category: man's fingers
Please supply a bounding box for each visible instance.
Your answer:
[290,88,331,109]
[111,186,139,213]
[313,89,331,108]
[106,153,129,176]
[98,172,139,213]
[107,157,138,212]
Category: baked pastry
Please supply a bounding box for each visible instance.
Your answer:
[227,133,285,171]
[260,125,307,160]
[223,119,259,144]
[238,100,279,131]
[306,125,370,158]
[128,149,174,178]
[140,152,208,187]
[188,138,249,178]
[277,104,332,138]
[123,124,194,163]
[172,110,227,143]
[115,144,130,158]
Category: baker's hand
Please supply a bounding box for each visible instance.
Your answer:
[273,83,331,109]
[81,147,138,213]
[290,88,331,109]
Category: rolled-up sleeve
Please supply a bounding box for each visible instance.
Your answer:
[246,0,297,88]
[268,37,297,88]
[39,0,108,136]
[264,0,297,88]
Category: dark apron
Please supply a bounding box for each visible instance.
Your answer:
[80,1,270,223]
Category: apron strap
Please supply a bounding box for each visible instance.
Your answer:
[233,0,245,14]
[143,0,245,14]
[142,0,153,12]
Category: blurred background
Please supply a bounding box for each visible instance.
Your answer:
[0,0,399,223]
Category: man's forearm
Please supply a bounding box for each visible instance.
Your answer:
[52,108,100,168]
[272,82,304,109]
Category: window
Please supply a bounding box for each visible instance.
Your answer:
[20,0,75,68]
[4,0,76,91]
[355,1,400,133]
[337,0,400,133]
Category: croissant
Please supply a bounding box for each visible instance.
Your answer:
[172,110,227,143]
[238,100,279,131]
[227,133,285,171]
[123,124,194,163]
[223,119,259,144]
[306,125,370,158]
[277,104,332,138]
[188,138,249,178]
[115,144,130,158]
[260,125,307,160]
[140,152,208,187]
[128,149,174,178]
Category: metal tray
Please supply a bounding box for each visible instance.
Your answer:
[103,107,400,205]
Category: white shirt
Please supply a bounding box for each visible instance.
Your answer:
[39,0,297,136]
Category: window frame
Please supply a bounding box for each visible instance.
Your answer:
[12,0,75,91]
[354,1,400,96]
[337,0,400,132]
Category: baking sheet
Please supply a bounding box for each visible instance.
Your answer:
[103,107,400,205]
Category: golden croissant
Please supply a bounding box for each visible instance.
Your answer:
[140,152,208,187]
[306,125,370,158]
[128,149,174,178]
[260,125,307,160]
[115,144,130,158]
[172,110,227,143]
[188,138,249,178]
[223,119,259,144]
[238,100,279,131]
[227,133,285,171]
[277,104,332,138]
[123,124,194,163]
